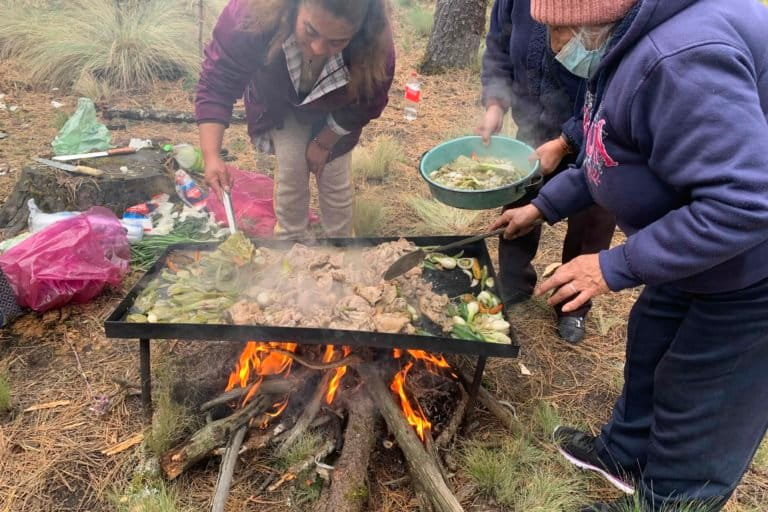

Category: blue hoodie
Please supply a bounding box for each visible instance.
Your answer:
[481,0,585,149]
[531,0,768,294]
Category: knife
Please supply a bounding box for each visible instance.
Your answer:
[51,138,153,162]
[34,157,105,177]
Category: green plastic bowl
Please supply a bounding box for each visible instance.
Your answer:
[420,136,541,210]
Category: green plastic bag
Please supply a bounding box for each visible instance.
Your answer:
[51,98,112,156]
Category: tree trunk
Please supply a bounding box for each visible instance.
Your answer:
[0,151,174,238]
[420,0,489,75]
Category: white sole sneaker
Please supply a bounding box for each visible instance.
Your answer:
[553,427,636,495]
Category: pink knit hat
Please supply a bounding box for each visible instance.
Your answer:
[531,0,636,26]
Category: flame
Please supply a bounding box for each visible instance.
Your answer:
[406,350,450,371]
[260,399,290,428]
[390,361,431,441]
[226,341,297,407]
[324,345,350,405]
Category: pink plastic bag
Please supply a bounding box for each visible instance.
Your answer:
[0,207,130,312]
[206,167,277,237]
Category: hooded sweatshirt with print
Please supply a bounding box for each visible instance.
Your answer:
[531,0,768,294]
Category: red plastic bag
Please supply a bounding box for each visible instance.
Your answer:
[206,167,319,238]
[0,207,130,312]
[206,167,277,237]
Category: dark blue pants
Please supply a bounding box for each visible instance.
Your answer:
[596,279,768,509]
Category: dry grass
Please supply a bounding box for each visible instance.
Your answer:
[351,136,404,183]
[0,0,217,96]
[110,476,185,512]
[353,196,389,237]
[0,371,10,412]
[406,195,483,235]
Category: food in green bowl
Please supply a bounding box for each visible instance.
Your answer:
[428,153,528,191]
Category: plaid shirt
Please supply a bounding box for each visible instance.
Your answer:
[254,35,351,154]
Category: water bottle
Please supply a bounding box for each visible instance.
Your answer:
[404,72,421,121]
[163,143,204,172]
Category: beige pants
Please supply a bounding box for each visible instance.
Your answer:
[263,114,353,239]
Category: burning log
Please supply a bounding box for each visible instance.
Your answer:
[317,391,379,512]
[357,364,464,512]
[161,395,271,480]
[200,373,308,413]
[210,425,247,512]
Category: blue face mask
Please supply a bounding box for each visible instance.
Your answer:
[555,36,607,79]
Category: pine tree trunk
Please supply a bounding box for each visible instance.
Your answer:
[420,0,489,75]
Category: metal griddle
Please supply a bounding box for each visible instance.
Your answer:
[104,236,519,413]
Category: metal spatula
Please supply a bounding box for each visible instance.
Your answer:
[222,191,237,235]
[382,220,544,281]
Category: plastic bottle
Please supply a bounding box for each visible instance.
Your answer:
[404,71,421,121]
[174,169,208,210]
[163,143,204,172]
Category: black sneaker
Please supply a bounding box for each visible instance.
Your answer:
[553,426,635,494]
[557,316,586,344]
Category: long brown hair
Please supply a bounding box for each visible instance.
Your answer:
[241,0,392,101]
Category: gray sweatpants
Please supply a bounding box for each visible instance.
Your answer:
[258,114,353,239]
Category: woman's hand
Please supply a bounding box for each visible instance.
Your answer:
[532,136,571,176]
[535,254,609,313]
[489,204,543,239]
[476,104,506,145]
[204,156,231,198]
[306,139,331,177]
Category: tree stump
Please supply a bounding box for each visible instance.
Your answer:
[0,150,175,238]
[420,0,489,75]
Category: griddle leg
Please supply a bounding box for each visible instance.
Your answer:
[464,355,487,421]
[139,338,152,418]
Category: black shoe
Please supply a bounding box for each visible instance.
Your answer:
[553,426,635,495]
[557,316,586,344]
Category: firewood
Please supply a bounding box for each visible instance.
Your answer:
[210,425,247,512]
[200,373,308,413]
[436,387,469,449]
[160,395,270,480]
[276,372,332,457]
[356,364,464,512]
[269,348,363,371]
[317,391,379,512]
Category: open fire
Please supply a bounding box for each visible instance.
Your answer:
[224,341,453,441]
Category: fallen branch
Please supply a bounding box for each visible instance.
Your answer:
[317,391,379,512]
[458,369,518,433]
[210,425,247,512]
[357,364,464,512]
[277,372,332,457]
[102,107,247,124]
[23,400,71,412]
[161,395,270,480]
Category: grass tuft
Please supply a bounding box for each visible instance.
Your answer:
[110,476,183,512]
[406,196,482,235]
[351,136,403,183]
[0,0,208,95]
[0,372,11,413]
[530,400,562,439]
[405,5,434,38]
[463,436,583,510]
[353,197,388,237]
[277,432,323,470]
[145,368,198,456]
